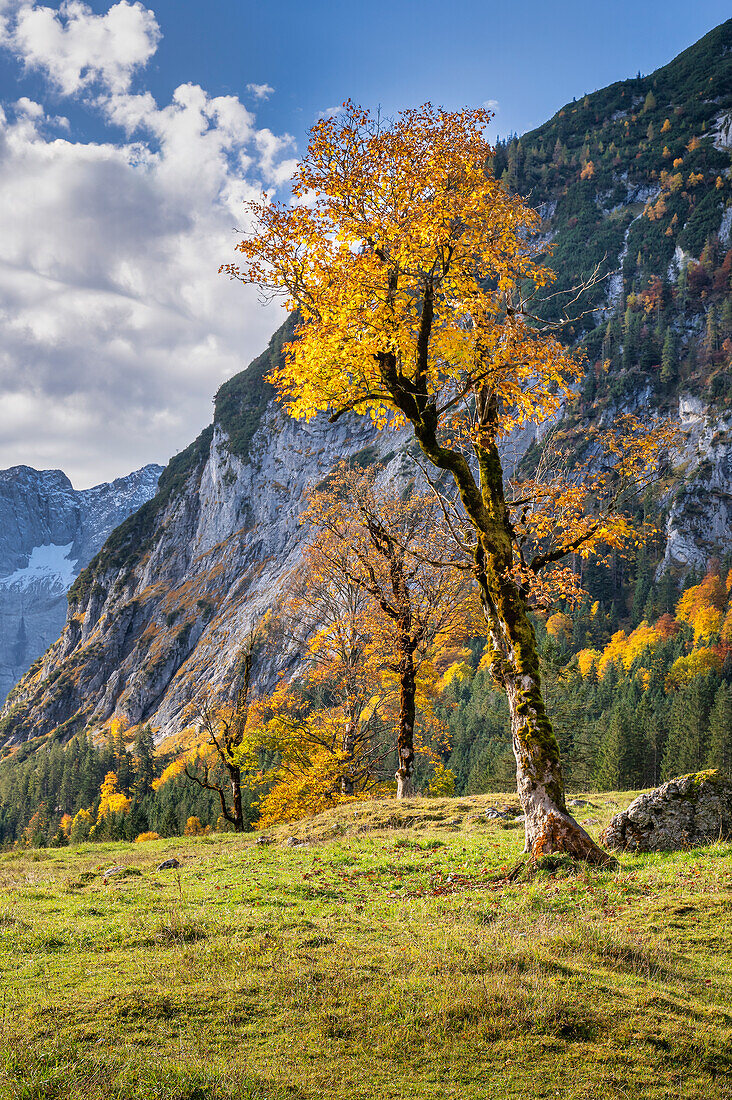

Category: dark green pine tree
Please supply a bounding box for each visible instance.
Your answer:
[660,328,678,387]
[706,683,732,776]
[631,547,652,627]
[594,706,637,790]
[132,725,156,798]
[662,674,718,780]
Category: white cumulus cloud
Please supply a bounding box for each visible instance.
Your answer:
[246,82,273,101]
[0,1,291,487]
[2,0,160,95]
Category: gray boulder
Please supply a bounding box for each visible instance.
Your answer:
[156,858,181,870]
[601,771,732,852]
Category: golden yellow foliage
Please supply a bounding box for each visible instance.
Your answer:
[184,816,207,836]
[223,102,577,439]
[692,606,724,645]
[576,649,601,677]
[97,772,130,819]
[439,658,472,690]
[546,612,573,639]
[257,749,356,827]
[70,807,93,843]
[676,571,727,628]
[665,648,723,690]
[596,622,660,678]
[428,763,456,797]
[109,715,130,739]
[722,606,732,646]
[134,831,161,842]
[152,758,186,791]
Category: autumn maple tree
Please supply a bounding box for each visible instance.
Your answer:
[269,529,396,797]
[223,102,675,863]
[304,462,479,797]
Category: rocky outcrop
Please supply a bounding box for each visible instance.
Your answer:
[0,464,161,704]
[659,397,732,575]
[601,771,732,851]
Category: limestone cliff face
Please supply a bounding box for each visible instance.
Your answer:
[0,464,161,705]
[2,343,731,749]
[0,326,411,745]
[660,396,732,574]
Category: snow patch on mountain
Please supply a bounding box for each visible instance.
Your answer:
[0,543,77,593]
[0,463,162,704]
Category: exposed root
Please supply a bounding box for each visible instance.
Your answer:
[528,811,618,870]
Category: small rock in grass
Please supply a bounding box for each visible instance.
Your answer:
[283,836,306,847]
[255,836,272,846]
[103,866,124,877]
[156,858,181,871]
[569,799,588,808]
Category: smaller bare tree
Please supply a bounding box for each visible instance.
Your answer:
[184,632,259,832]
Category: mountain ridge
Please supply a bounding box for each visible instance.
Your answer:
[1,21,731,748]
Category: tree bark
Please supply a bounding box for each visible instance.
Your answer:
[340,712,357,796]
[475,547,612,864]
[396,647,416,799]
[229,764,244,832]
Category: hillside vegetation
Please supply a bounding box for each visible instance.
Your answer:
[0,556,730,847]
[494,17,732,411]
[1,794,731,1100]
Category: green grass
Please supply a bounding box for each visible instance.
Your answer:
[1,792,731,1099]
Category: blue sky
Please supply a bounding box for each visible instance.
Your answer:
[0,0,728,485]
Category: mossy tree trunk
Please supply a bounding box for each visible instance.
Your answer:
[396,643,417,799]
[378,354,612,863]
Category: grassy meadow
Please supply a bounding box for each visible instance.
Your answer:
[1,792,731,1100]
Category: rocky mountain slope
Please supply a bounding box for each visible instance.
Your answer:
[1,21,731,749]
[0,319,414,745]
[0,464,161,705]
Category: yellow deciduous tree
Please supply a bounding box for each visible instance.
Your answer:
[97,771,131,818]
[70,807,93,844]
[223,103,675,863]
[266,537,396,802]
[304,462,481,797]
